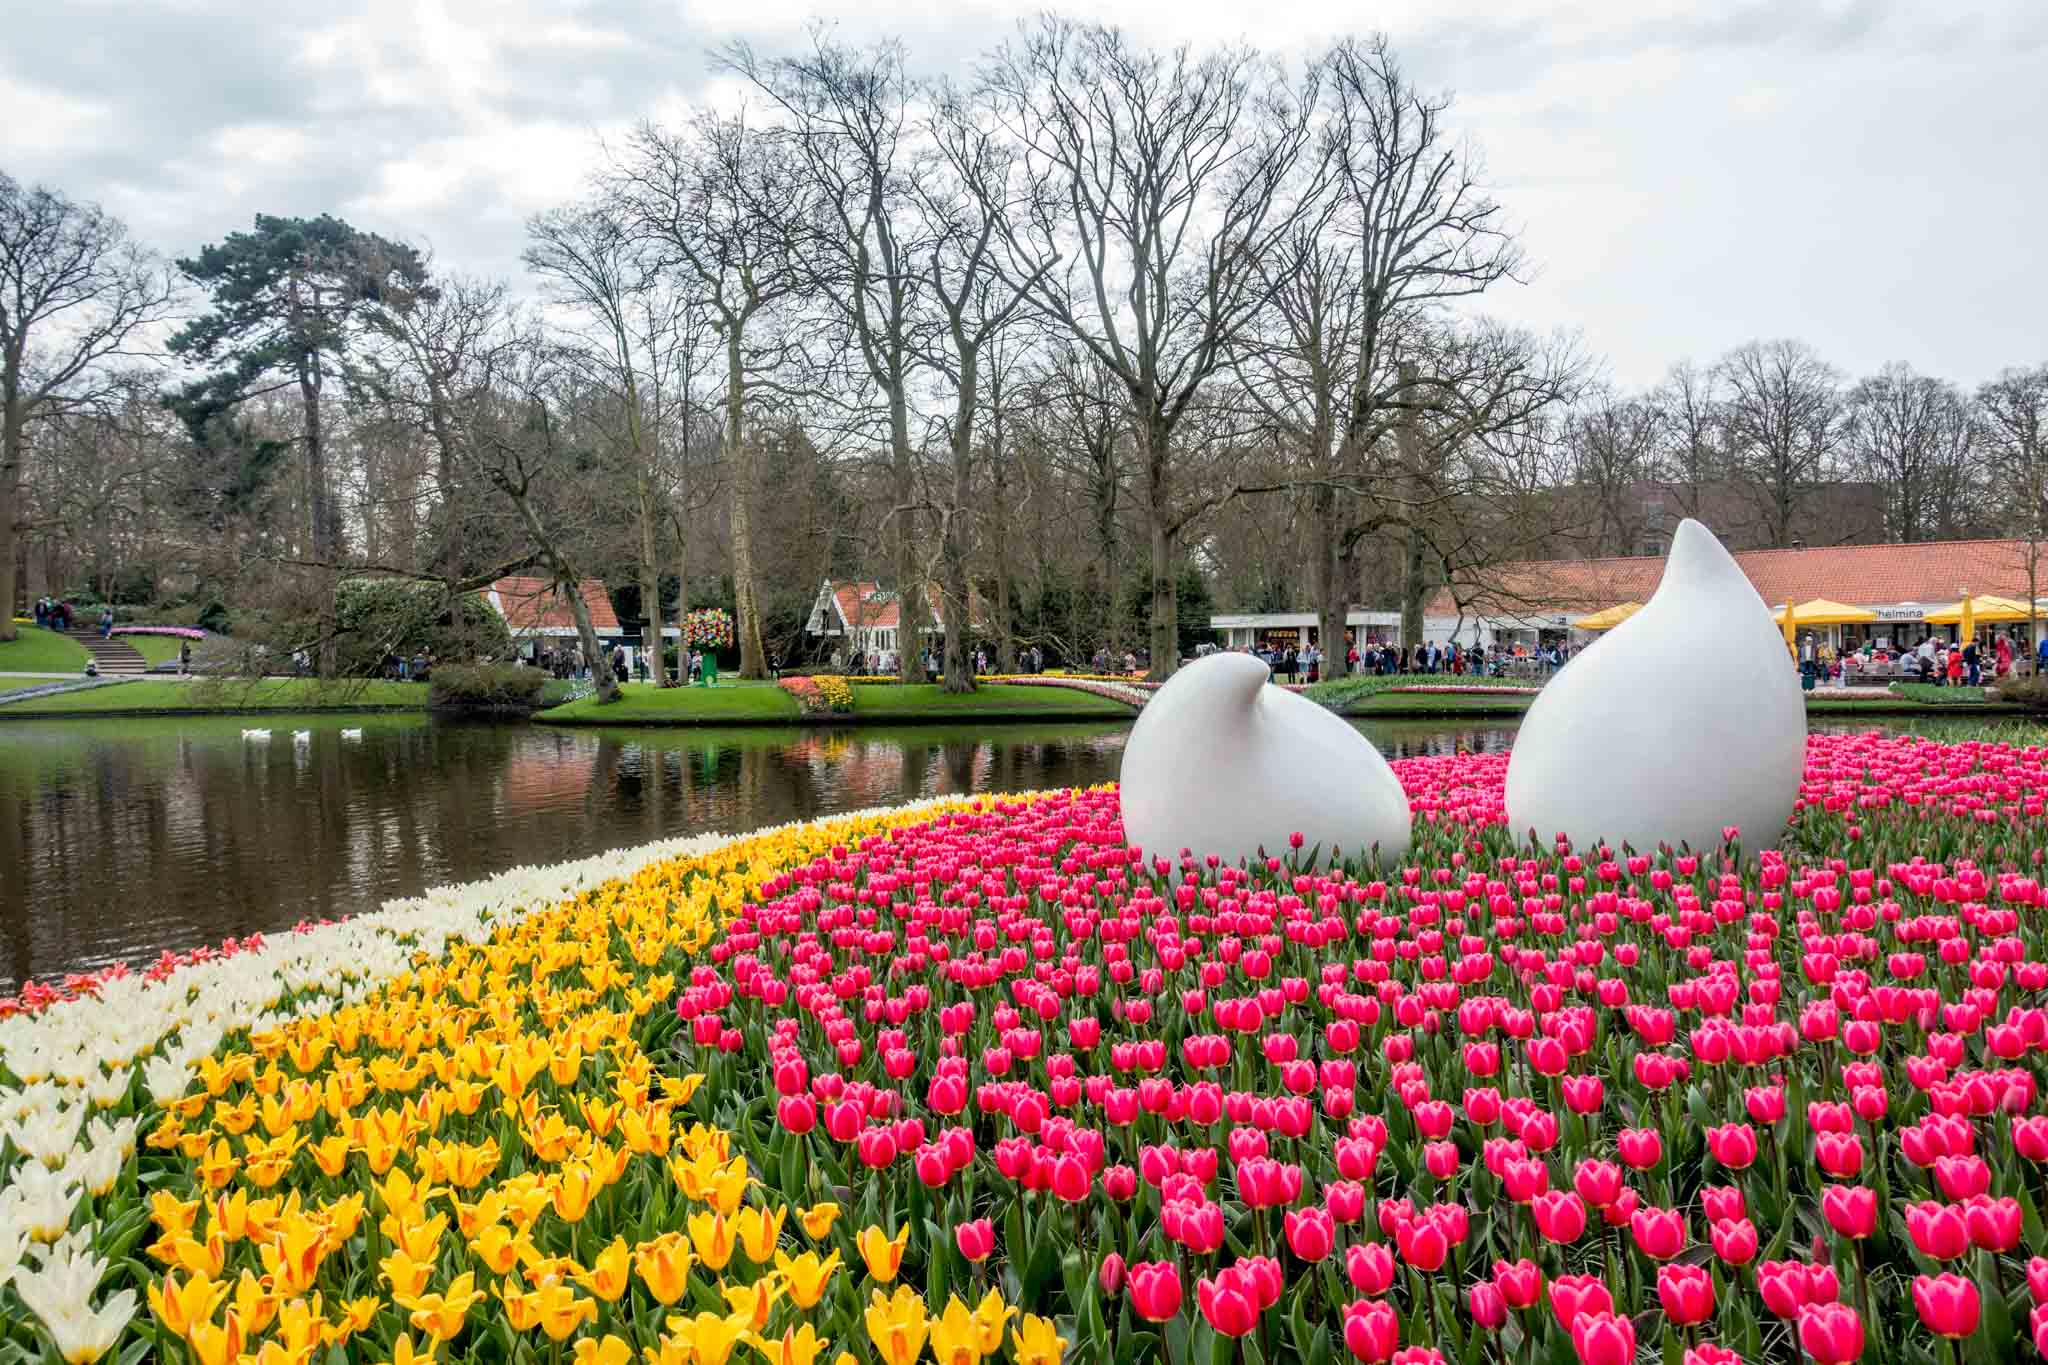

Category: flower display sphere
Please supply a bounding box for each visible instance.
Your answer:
[1505,517,1805,853]
[1118,651,1411,867]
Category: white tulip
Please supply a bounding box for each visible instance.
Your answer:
[6,1161,82,1242]
[8,1101,84,1168]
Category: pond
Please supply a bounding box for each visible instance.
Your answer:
[0,711,2027,989]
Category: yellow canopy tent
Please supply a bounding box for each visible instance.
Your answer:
[1573,601,1644,631]
[1772,599,1879,625]
[1922,594,2032,626]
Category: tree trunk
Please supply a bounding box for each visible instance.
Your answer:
[301,357,338,678]
[563,567,617,705]
[726,334,769,679]
[672,507,690,671]
[636,469,667,687]
[890,378,925,686]
[0,395,20,642]
[990,461,1018,675]
[940,349,977,695]
[1312,480,1348,681]
[1144,418,1177,682]
[1399,524,1426,654]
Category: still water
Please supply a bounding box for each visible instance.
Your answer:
[0,714,1523,989]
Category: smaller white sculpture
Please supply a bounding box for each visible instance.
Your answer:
[1504,518,1806,852]
[1119,652,1411,867]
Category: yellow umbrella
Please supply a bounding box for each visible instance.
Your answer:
[1772,598,1879,626]
[1573,601,1645,631]
[1923,594,2031,625]
[1781,600,1797,654]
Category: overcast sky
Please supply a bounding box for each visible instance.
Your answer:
[5,0,2042,389]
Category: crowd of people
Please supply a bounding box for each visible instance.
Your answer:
[1799,631,2038,688]
[1243,637,1574,683]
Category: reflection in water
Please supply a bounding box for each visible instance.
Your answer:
[6,710,1998,988]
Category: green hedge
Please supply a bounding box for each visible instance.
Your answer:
[428,663,548,711]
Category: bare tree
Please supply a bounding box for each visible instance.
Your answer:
[1568,390,1663,556]
[613,113,809,679]
[1843,361,1981,542]
[1716,338,1843,548]
[0,172,173,638]
[1650,358,1723,522]
[1978,364,2048,662]
[525,199,696,685]
[983,17,1318,679]
[1263,35,1526,674]
[461,329,620,701]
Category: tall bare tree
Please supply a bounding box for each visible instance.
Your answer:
[0,172,172,638]
[1569,390,1664,556]
[1843,361,1980,542]
[983,17,1318,679]
[1716,338,1843,548]
[614,112,808,679]
[1650,358,1723,523]
[1979,364,2048,659]
[526,199,696,685]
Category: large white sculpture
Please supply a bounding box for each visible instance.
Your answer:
[1504,517,1805,852]
[1118,652,1412,866]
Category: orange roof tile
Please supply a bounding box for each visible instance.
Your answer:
[821,580,984,633]
[487,576,620,633]
[1428,538,2048,618]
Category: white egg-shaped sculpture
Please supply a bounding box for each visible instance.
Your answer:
[1505,517,1805,852]
[1118,652,1411,867]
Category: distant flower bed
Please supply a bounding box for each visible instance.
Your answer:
[110,626,207,640]
[780,674,854,716]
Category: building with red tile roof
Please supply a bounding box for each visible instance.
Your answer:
[484,576,620,638]
[806,579,986,659]
[1423,537,2048,648]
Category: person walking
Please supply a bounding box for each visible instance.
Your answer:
[1997,633,2014,679]
[1962,637,1981,686]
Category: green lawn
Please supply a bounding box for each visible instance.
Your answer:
[0,629,90,673]
[537,679,1136,725]
[1347,690,1537,715]
[0,678,428,714]
[121,634,189,666]
[849,681,1134,718]
[536,681,802,725]
[1303,672,1540,707]
[1888,681,1988,705]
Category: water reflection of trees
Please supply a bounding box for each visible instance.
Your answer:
[4,719,1148,988]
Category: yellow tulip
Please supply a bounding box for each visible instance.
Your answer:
[551,1163,599,1222]
[258,1215,327,1296]
[394,1271,483,1343]
[774,1249,841,1310]
[573,1236,633,1302]
[232,1267,279,1335]
[665,1311,750,1365]
[186,1313,244,1365]
[572,1335,635,1365]
[631,1232,695,1305]
[309,1134,353,1178]
[379,1249,434,1299]
[688,1209,736,1272]
[857,1223,909,1282]
[864,1285,930,1365]
[797,1203,840,1240]
[146,1269,228,1338]
[721,1277,782,1332]
[198,1140,238,1190]
[373,1332,435,1365]
[736,1205,786,1263]
[387,1211,448,1263]
[1012,1314,1066,1365]
[927,1294,984,1365]
[470,1223,526,1275]
[969,1287,1015,1354]
[746,1325,832,1365]
[530,1281,599,1342]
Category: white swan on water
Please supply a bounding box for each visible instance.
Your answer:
[241,728,270,741]
[340,728,362,740]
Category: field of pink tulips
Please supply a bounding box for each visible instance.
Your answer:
[678,732,2048,1365]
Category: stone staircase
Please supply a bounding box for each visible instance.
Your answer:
[63,624,150,676]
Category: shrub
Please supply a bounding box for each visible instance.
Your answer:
[428,663,548,711]
[1988,677,2048,710]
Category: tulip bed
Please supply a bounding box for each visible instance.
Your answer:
[6,734,2048,1365]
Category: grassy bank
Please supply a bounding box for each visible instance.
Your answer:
[0,629,90,673]
[849,681,1134,719]
[537,679,1137,726]
[1302,671,1540,708]
[0,678,428,716]
[1345,690,1537,716]
[122,634,189,667]
[536,681,801,725]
